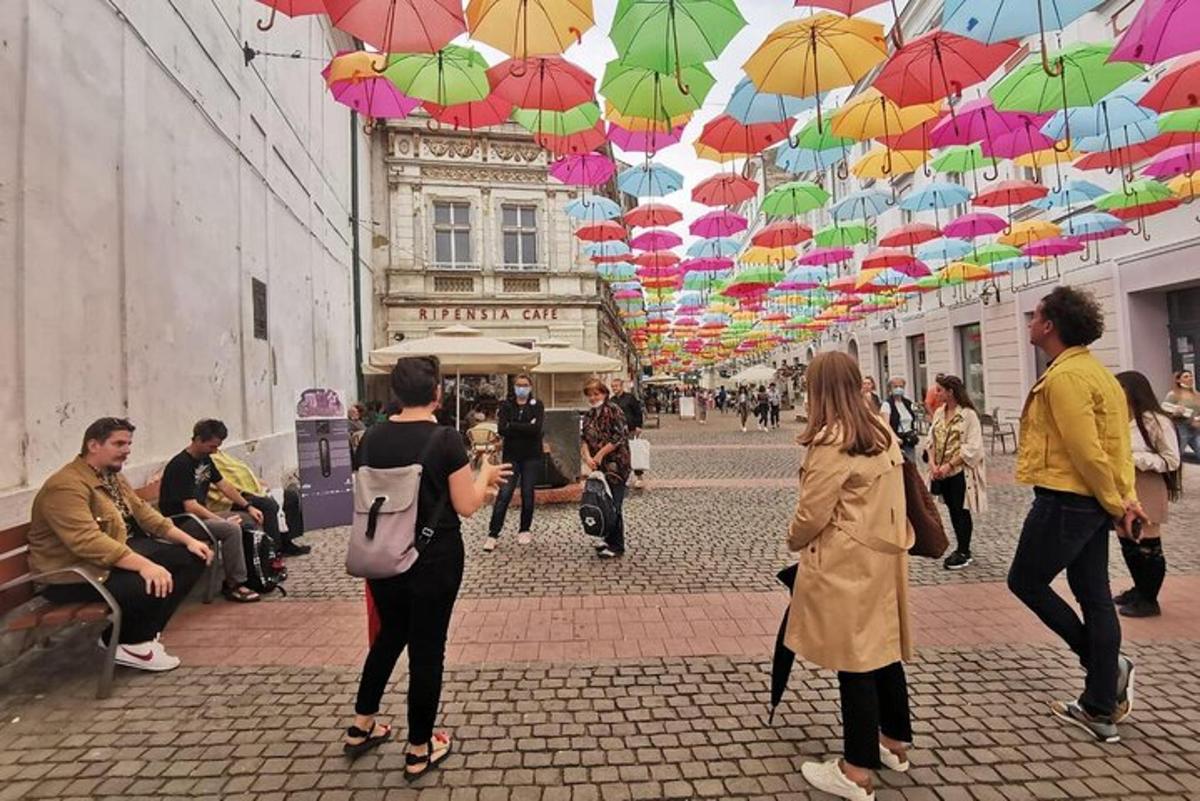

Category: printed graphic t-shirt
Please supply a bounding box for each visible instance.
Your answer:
[159,450,225,517]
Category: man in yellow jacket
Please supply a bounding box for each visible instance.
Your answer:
[1008,286,1145,745]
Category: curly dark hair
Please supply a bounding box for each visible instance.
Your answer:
[1039,286,1105,347]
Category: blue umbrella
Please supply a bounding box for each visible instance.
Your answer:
[917,237,974,263]
[727,77,818,124]
[687,237,741,258]
[1063,212,1124,238]
[1031,179,1108,210]
[1075,118,1160,153]
[783,265,829,285]
[617,163,684,198]
[829,189,891,222]
[584,241,631,258]
[775,143,845,175]
[943,0,1104,45]
[1042,80,1157,142]
[566,196,622,222]
[900,181,973,212]
[595,262,637,280]
[991,256,1038,273]
[611,280,642,292]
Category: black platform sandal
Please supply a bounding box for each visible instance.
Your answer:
[404,732,453,782]
[343,720,391,760]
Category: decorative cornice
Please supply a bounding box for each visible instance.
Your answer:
[422,137,479,159]
[419,164,548,184]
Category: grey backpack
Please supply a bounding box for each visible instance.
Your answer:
[346,431,446,579]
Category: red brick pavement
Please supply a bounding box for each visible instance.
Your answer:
[166,574,1200,668]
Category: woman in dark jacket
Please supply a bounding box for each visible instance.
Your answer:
[484,374,544,551]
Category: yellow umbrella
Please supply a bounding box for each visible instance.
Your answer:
[998,220,1060,248]
[1168,172,1200,200]
[743,12,888,130]
[466,0,594,57]
[740,245,797,265]
[693,141,748,163]
[1014,147,1078,169]
[851,146,929,179]
[604,100,691,132]
[939,261,993,283]
[830,89,941,142]
[324,50,387,84]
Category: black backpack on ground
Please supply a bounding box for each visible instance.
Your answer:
[579,471,615,539]
[242,528,287,595]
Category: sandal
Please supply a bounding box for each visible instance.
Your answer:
[404,732,452,782]
[343,720,391,760]
[222,584,261,603]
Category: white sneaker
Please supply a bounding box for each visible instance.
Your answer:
[800,760,874,801]
[517,531,532,545]
[483,537,498,552]
[879,743,910,772]
[597,548,620,559]
[113,640,181,672]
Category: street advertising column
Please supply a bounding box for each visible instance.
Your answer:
[295,388,354,530]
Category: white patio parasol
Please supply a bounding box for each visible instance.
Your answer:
[531,340,623,406]
[730,364,777,385]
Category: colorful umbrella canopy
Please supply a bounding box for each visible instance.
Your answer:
[929,98,1027,148]
[1095,179,1174,211]
[851,147,928,179]
[466,0,594,58]
[697,115,793,157]
[609,124,685,153]
[930,143,990,174]
[1168,172,1200,199]
[1022,237,1085,258]
[1142,144,1200,178]
[794,0,890,13]
[830,189,892,221]
[899,181,972,212]
[990,256,1040,273]
[601,61,716,118]
[1141,55,1200,112]
[488,56,596,111]
[830,89,942,141]
[687,238,742,257]
[323,52,421,119]
[424,94,514,128]
[1110,0,1200,65]
[726,77,818,124]
[776,143,846,174]
[862,248,928,275]
[990,43,1146,114]
[630,229,684,250]
[917,237,974,262]
[874,29,1020,107]
[1031,180,1107,209]
[584,241,630,258]
[814,221,875,247]
[941,0,1103,45]
[384,45,491,105]
[549,153,615,186]
[534,122,608,155]
[325,0,468,53]
[761,182,830,218]
[982,112,1058,159]
[799,246,855,266]
[1062,212,1125,238]
[625,203,683,228]
[938,261,993,283]
[971,242,1022,264]
[610,0,747,75]
[617,163,684,197]
[943,211,1007,238]
[566,197,622,222]
[1159,109,1200,135]
[692,174,760,207]
[605,102,692,132]
[689,210,749,237]
[998,220,1060,247]
[1041,80,1156,147]
[974,179,1049,207]
[880,223,942,248]
[576,221,628,242]
[753,222,814,248]
[512,102,602,136]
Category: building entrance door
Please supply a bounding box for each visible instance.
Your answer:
[1168,288,1200,378]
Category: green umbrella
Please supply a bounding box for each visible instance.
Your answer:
[1095,179,1172,211]
[814,221,874,247]
[512,102,602,136]
[762,181,830,218]
[1159,109,1200,135]
[384,45,491,105]
[793,116,856,151]
[990,43,1145,114]
[610,0,746,76]
[971,243,1022,266]
[600,60,715,119]
[931,144,989,174]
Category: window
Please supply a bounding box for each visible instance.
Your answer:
[252,278,268,340]
[908,334,927,401]
[957,323,986,413]
[874,341,890,389]
[433,202,472,268]
[501,204,538,268]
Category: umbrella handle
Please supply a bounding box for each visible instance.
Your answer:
[836,159,850,181]
[1036,2,1063,78]
[426,117,443,132]
[362,117,376,136]
[568,26,583,45]
[372,55,389,75]
[508,59,529,78]
[675,67,691,96]
[256,6,277,31]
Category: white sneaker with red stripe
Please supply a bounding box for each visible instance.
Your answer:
[110,639,181,672]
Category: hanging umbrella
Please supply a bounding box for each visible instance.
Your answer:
[605,101,692,133]
[323,52,422,120]
[254,0,327,30]
[880,223,942,248]
[938,261,994,283]
[971,242,1023,265]
[625,203,683,228]
[917,237,974,262]
[512,102,602,136]
[1096,179,1175,211]
[692,174,760,207]
[999,220,1061,247]
[851,147,928,179]
[576,221,628,242]
[697,116,793,158]
[601,61,716,118]
[595,261,638,280]
[690,210,749,237]
[862,248,928,274]
[1073,133,1193,171]
[929,98,1029,164]
[1142,144,1200,179]
[534,122,608,155]
[899,181,972,215]
[384,45,491,106]
[610,0,747,81]
[830,189,892,221]
[424,94,514,129]
[761,182,831,218]
[1032,180,1108,210]
[488,56,596,111]
[990,256,1040,273]
[974,179,1050,208]
[753,222,814,248]
[776,143,846,174]
[630,229,684,250]
[326,0,467,54]
[814,222,874,247]
[874,29,1020,107]
[990,43,1147,116]
[609,124,685,154]
[931,143,989,174]
[727,77,818,124]
[830,89,942,142]
[549,153,615,186]
[1110,0,1200,65]
[944,211,1007,238]
[693,143,750,164]
[1040,80,1157,159]
[634,251,682,269]
[687,238,742,257]
[1141,55,1200,113]
[1022,237,1085,258]
[1159,109,1200,136]
[584,241,630,258]
[743,13,889,130]
[466,0,594,58]
[1063,212,1125,238]
[617,163,684,198]
[566,196,622,222]
[1168,172,1200,200]
[740,246,797,266]
[942,0,1103,75]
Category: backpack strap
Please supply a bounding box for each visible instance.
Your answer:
[415,427,454,535]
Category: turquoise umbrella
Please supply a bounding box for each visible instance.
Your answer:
[617,163,684,197]
[566,197,622,222]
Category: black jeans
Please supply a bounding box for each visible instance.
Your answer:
[488,458,539,537]
[1007,488,1121,717]
[283,486,304,540]
[941,471,973,555]
[838,661,912,769]
[769,405,780,427]
[355,541,464,744]
[43,536,205,644]
[1119,536,1166,604]
[607,482,626,553]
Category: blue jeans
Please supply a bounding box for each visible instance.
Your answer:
[1176,420,1200,462]
[607,482,626,553]
[488,458,539,537]
[1007,488,1121,717]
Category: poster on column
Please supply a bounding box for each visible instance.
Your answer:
[295,388,354,530]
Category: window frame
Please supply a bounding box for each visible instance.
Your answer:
[432,200,474,269]
[499,202,540,270]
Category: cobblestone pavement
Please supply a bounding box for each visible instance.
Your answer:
[2,414,1199,800]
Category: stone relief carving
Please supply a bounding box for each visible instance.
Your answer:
[422,137,479,159]
[393,136,412,156]
[421,165,546,184]
[490,142,543,164]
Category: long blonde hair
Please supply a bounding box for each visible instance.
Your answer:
[799,351,892,456]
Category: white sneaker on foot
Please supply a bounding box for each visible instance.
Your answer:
[482,537,498,552]
[113,640,181,672]
[800,760,874,801]
[879,743,909,772]
[517,531,532,545]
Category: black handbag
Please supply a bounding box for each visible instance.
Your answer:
[928,477,945,496]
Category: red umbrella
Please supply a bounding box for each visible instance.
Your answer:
[879,223,941,248]
[575,221,627,242]
[634,251,682,268]
[534,122,607,156]
[1141,55,1200,112]
[696,115,793,157]
[1108,199,1182,221]
[325,0,466,54]
[691,174,759,207]
[1073,134,1192,171]
[874,30,1020,107]
[862,247,923,271]
[487,57,596,111]
[424,94,514,129]
[255,0,327,30]
[876,111,949,152]
[974,180,1049,208]
[752,221,814,248]
[625,203,683,228]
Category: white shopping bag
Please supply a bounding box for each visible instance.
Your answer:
[629,437,650,472]
[268,487,288,533]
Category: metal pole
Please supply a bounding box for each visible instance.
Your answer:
[350,109,365,401]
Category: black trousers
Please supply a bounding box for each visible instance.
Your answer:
[355,541,464,745]
[43,536,205,644]
[243,493,303,549]
[488,457,539,537]
[606,482,626,553]
[1119,536,1166,604]
[1007,489,1121,717]
[838,661,912,769]
[940,471,974,555]
[283,486,304,540]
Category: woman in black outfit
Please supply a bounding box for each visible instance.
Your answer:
[344,356,510,779]
[485,373,544,551]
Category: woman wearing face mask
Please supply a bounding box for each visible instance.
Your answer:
[484,374,544,552]
[1163,370,1200,463]
[581,378,632,558]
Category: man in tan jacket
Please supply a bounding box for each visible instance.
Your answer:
[28,418,213,672]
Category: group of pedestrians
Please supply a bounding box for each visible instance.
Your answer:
[730,382,783,432]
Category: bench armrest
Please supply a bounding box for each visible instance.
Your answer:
[0,567,120,614]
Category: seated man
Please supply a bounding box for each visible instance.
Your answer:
[159,419,263,602]
[207,449,309,556]
[28,417,213,672]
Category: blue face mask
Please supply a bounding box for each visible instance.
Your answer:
[514,386,532,399]
[892,387,904,397]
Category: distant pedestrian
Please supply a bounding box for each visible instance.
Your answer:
[1163,370,1200,462]
[924,373,946,417]
[788,352,912,801]
[1007,286,1143,744]
[925,375,987,571]
[882,378,919,462]
[611,378,646,488]
[581,378,631,559]
[716,386,728,414]
[754,385,770,431]
[1113,371,1181,618]
[861,376,881,411]
[736,386,751,432]
[484,374,543,552]
[768,382,782,429]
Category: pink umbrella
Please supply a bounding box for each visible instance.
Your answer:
[256,0,328,30]
[689,210,748,238]
[1110,0,1200,65]
[943,212,1008,239]
[324,0,466,54]
[1022,237,1085,258]
[930,99,1030,169]
[322,54,421,120]
[630,229,684,251]
[777,278,822,290]
[609,125,686,154]
[681,257,734,273]
[549,153,615,186]
[798,247,854,266]
[1142,144,1200,178]
[982,113,1056,159]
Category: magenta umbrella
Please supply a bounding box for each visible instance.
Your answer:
[322,55,421,120]
[689,210,748,238]
[982,113,1056,159]
[931,99,1032,179]
[1023,237,1085,258]
[549,153,615,187]
[609,124,686,154]
[1110,0,1200,65]
[630,229,684,250]
[943,212,1008,239]
[681,256,734,273]
[1142,144,1200,178]
[798,247,854,266]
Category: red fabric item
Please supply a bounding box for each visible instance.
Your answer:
[487,57,596,111]
[874,29,1020,107]
[324,0,466,54]
[424,95,514,129]
[366,582,381,647]
[692,173,760,207]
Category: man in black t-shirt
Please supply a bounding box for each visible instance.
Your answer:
[160,419,262,602]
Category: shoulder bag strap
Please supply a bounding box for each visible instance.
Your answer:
[416,426,455,533]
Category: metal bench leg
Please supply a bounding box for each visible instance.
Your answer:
[98,607,122,699]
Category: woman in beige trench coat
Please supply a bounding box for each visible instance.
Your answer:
[787,351,914,801]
